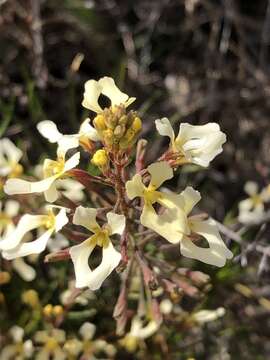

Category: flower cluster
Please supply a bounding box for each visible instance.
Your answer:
[1,76,233,336]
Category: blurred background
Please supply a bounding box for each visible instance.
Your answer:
[1,0,270,359]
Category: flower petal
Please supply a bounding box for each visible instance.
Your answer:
[180,186,201,215]
[0,138,23,164]
[79,118,101,141]
[63,152,80,172]
[4,176,57,196]
[5,200,20,217]
[148,162,173,189]
[70,238,121,290]
[73,206,100,233]
[69,238,96,288]
[244,181,258,196]
[176,123,226,167]
[238,198,253,212]
[99,76,131,107]
[2,229,53,259]
[12,258,36,281]
[180,218,233,267]
[37,120,63,143]
[79,322,96,341]
[86,240,121,290]
[54,208,69,232]
[57,136,80,158]
[0,214,45,251]
[155,118,175,144]
[44,182,58,203]
[106,212,126,235]
[82,79,103,113]
[141,197,187,244]
[126,174,145,200]
[36,349,50,360]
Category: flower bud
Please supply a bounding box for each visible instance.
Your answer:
[22,289,40,308]
[93,115,106,131]
[132,117,142,132]
[43,304,53,317]
[91,149,109,169]
[53,305,64,317]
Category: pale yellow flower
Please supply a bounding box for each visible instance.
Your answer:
[4,145,80,202]
[82,76,135,114]
[120,316,159,352]
[0,326,34,360]
[70,206,125,290]
[35,328,66,360]
[37,118,100,152]
[0,138,23,178]
[126,161,189,243]
[126,162,232,266]
[155,118,226,167]
[238,181,270,223]
[177,187,233,266]
[0,206,68,259]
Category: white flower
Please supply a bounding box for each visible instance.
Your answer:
[120,316,160,352]
[82,76,135,113]
[0,138,23,178]
[35,328,66,360]
[179,187,233,266]
[126,163,232,267]
[155,118,226,167]
[0,326,34,360]
[0,206,68,260]
[126,161,189,244]
[238,181,270,223]
[193,307,225,324]
[0,200,36,281]
[37,118,100,153]
[4,146,80,202]
[0,200,19,242]
[70,206,124,290]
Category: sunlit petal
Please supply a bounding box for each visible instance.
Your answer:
[126,174,145,200]
[73,206,100,233]
[2,229,53,259]
[99,76,131,107]
[0,214,45,251]
[180,218,233,267]
[37,120,63,143]
[82,79,103,113]
[4,176,58,196]
[155,118,175,144]
[148,162,173,189]
[180,186,201,215]
[106,212,125,235]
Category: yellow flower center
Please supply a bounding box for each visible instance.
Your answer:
[15,342,24,354]
[251,194,262,206]
[143,186,161,204]
[43,210,56,230]
[9,163,24,178]
[90,228,110,248]
[44,158,65,178]
[45,337,59,351]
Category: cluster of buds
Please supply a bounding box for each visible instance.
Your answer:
[0,76,233,343]
[93,104,142,151]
